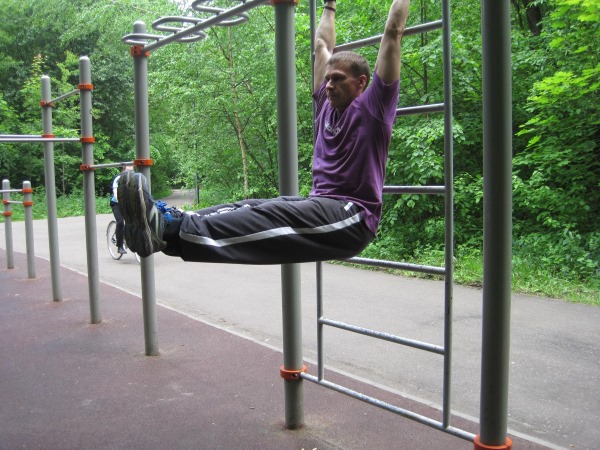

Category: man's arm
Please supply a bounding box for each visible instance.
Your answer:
[374,0,410,84]
[313,1,336,93]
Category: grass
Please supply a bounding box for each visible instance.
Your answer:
[3,190,599,306]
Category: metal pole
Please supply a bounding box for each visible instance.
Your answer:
[274,0,303,429]
[80,56,101,324]
[478,0,513,448]
[2,179,14,269]
[132,21,159,356]
[441,0,454,429]
[23,181,36,279]
[41,76,63,301]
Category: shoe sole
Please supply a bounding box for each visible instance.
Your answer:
[123,173,166,258]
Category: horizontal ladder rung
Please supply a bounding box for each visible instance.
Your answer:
[300,374,476,442]
[397,103,444,116]
[335,20,443,53]
[345,257,446,276]
[383,185,445,195]
[319,317,445,355]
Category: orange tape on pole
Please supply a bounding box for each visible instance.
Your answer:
[42,134,55,138]
[77,83,94,91]
[279,365,308,381]
[22,201,34,207]
[80,164,95,172]
[22,188,33,194]
[80,137,96,144]
[474,435,512,450]
[40,101,54,108]
[2,211,12,217]
[134,159,154,167]
[130,46,150,58]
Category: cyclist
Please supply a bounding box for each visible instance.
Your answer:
[110,165,134,255]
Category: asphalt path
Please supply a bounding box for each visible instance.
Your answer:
[1,192,598,450]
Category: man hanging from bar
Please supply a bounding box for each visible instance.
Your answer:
[119,0,411,263]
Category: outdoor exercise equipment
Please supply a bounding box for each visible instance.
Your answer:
[1,179,35,278]
[120,0,513,448]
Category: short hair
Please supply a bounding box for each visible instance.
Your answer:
[327,51,371,87]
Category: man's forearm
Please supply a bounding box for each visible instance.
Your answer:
[315,0,336,52]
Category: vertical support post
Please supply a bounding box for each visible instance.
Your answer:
[41,76,63,301]
[23,181,36,279]
[477,1,513,449]
[79,56,101,324]
[2,179,14,269]
[441,0,454,429]
[273,0,303,429]
[132,21,159,356]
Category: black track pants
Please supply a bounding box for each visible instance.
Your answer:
[166,196,374,265]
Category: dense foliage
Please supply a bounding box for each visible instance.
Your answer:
[0,0,598,301]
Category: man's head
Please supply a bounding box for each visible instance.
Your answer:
[325,51,370,110]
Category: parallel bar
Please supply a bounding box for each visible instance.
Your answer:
[383,185,445,195]
[319,317,445,354]
[0,137,80,143]
[86,161,135,170]
[22,180,36,279]
[139,0,270,52]
[80,56,101,324]
[0,134,42,138]
[49,88,79,104]
[41,76,63,302]
[2,179,15,269]
[0,189,24,194]
[397,103,444,116]
[335,20,442,52]
[301,374,476,442]
[345,256,446,276]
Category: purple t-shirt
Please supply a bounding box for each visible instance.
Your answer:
[310,71,399,234]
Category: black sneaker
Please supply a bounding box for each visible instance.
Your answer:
[116,170,135,214]
[121,172,167,257]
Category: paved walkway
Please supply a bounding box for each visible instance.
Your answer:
[1,211,599,449]
[2,250,549,450]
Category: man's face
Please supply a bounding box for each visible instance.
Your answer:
[324,62,366,111]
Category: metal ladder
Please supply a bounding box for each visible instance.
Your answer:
[303,0,475,441]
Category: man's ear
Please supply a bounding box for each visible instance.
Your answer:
[358,75,368,92]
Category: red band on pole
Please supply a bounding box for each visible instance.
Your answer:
[130,46,150,58]
[22,201,34,207]
[279,365,308,381]
[42,134,55,138]
[474,435,512,450]
[2,211,12,217]
[80,164,95,172]
[22,188,33,194]
[134,159,154,166]
[40,101,54,108]
[77,83,94,91]
[80,137,96,143]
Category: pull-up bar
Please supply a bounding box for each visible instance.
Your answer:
[0,136,81,143]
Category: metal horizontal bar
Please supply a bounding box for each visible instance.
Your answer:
[0,135,42,139]
[49,89,79,104]
[141,0,270,52]
[383,185,446,195]
[301,374,476,442]
[87,161,135,170]
[3,200,24,205]
[0,137,80,143]
[0,189,24,194]
[319,317,445,355]
[335,20,443,52]
[397,103,445,117]
[344,257,446,276]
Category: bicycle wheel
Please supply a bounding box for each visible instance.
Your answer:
[106,220,123,260]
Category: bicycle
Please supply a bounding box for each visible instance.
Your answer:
[106,220,140,263]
